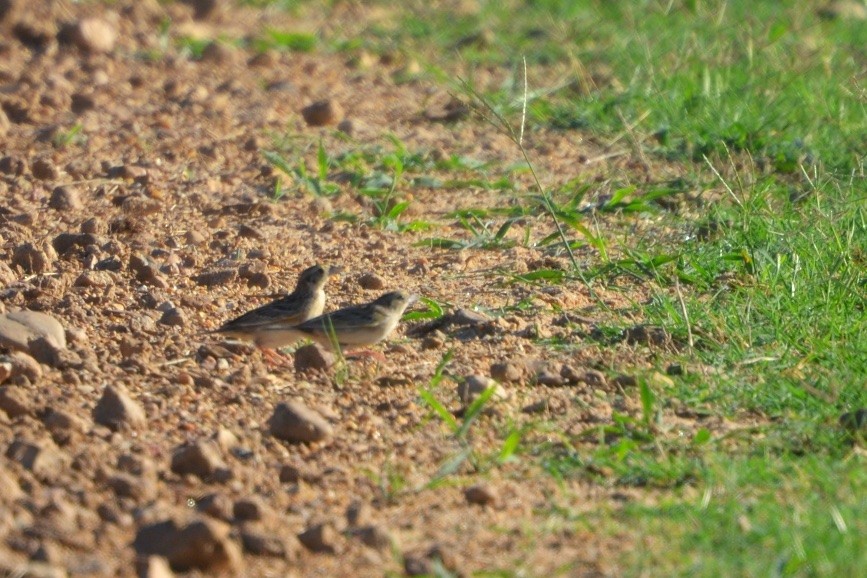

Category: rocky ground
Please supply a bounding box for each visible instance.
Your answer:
[0,1,716,576]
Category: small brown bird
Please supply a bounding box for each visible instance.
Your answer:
[215,264,337,349]
[256,290,416,350]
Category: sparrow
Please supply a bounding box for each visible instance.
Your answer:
[215,264,337,349]
[257,290,416,349]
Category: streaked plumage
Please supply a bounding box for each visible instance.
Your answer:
[257,290,415,348]
[215,264,336,348]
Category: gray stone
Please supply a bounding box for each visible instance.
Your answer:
[269,401,333,443]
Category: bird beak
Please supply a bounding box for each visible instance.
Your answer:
[407,293,419,305]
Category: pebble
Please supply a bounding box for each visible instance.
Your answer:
[170,440,229,481]
[421,331,445,350]
[0,310,67,356]
[3,351,43,382]
[358,272,386,290]
[240,527,293,558]
[351,525,392,551]
[158,308,185,327]
[6,438,68,482]
[133,518,243,572]
[93,384,147,430]
[193,269,237,287]
[297,522,341,554]
[293,343,335,372]
[582,369,607,387]
[233,497,266,521]
[48,186,81,210]
[490,361,525,383]
[301,99,343,127]
[0,385,33,417]
[464,483,498,506]
[269,400,333,443]
[536,370,565,387]
[53,232,99,254]
[71,17,117,53]
[12,242,55,274]
[457,374,508,404]
[31,157,58,180]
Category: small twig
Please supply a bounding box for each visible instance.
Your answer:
[674,278,694,351]
[703,154,743,208]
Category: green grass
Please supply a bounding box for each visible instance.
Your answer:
[241,0,866,575]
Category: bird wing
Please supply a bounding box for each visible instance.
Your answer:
[217,297,304,332]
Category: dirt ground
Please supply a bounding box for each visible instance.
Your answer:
[0,1,712,576]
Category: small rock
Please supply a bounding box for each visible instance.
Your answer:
[0,385,32,417]
[43,408,89,444]
[31,157,58,180]
[12,242,55,274]
[582,369,607,387]
[352,525,392,551]
[358,272,385,290]
[194,493,233,521]
[301,99,342,127]
[170,440,228,481]
[536,370,565,387]
[336,118,356,136]
[345,500,371,527]
[521,399,549,414]
[184,231,206,245]
[201,41,234,64]
[136,555,175,578]
[53,232,98,254]
[108,472,156,501]
[3,351,43,382]
[74,270,114,288]
[133,518,242,573]
[93,384,147,430]
[237,224,264,239]
[404,545,458,576]
[6,438,68,482]
[0,468,23,501]
[490,361,525,383]
[457,374,507,404]
[233,498,265,521]
[213,428,240,452]
[269,400,333,443]
[0,360,11,383]
[297,522,341,554]
[240,526,292,558]
[48,186,81,210]
[464,484,498,506]
[294,343,335,372]
[0,155,26,175]
[421,331,445,350]
[0,310,66,355]
[158,308,185,327]
[623,324,669,346]
[71,17,117,52]
[279,462,319,484]
[193,269,237,287]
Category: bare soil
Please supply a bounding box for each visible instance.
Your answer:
[0,1,721,576]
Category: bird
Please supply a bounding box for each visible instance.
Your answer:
[256,290,416,350]
[214,264,338,350]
